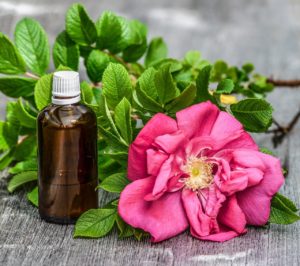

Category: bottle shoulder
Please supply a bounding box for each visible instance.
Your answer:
[38,103,97,128]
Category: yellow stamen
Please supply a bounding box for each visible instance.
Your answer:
[183,157,214,191]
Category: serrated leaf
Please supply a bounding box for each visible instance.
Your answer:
[145,37,167,67]
[242,63,254,74]
[66,3,97,46]
[96,11,123,51]
[0,149,14,171]
[14,135,37,161]
[99,172,130,193]
[27,186,38,207]
[15,18,49,76]
[0,33,26,74]
[8,171,37,193]
[15,98,36,128]
[114,98,132,144]
[102,63,132,109]
[230,98,273,132]
[260,147,275,156]
[98,125,128,151]
[104,150,128,166]
[165,83,196,113]
[195,65,216,103]
[74,208,117,238]
[122,20,148,62]
[269,193,300,224]
[134,86,164,113]
[103,97,121,138]
[116,215,135,238]
[138,67,158,100]
[80,81,93,104]
[151,58,182,73]
[53,30,79,70]
[211,60,228,82]
[184,51,202,67]
[34,73,52,110]
[215,79,234,94]
[274,193,298,212]
[0,77,36,98]
[155,64,177,104]
[9,159,37,174]
[86,50,110,83]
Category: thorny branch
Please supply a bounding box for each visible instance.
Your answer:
[266,110,300,147]
[267,78,300,87]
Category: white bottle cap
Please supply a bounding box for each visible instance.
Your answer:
[52,71,81,105]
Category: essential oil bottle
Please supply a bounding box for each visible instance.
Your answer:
[37,71,99,224]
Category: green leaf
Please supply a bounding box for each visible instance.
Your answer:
[269,193,300,224]
[34,74,53,110]
[134,86,164,113]
[14,18,49,76]
[99,172,130,193]
[0,149,14,171]
[215,79,234,94]
[27,186,38,207]
[165,83,196,113]
[155,64,177,104]
[8,171,37,193]
[86,50,110,83]
[114,98,132,144]
[211,60,228,81]
[102,63,132,109]
[80,81,93,104]
[0,33,26,74]
[260,147,275,156]
[15,98,36,128]
[9,159,37,174]
[104,150,128,166]
[103,97,121,138]
[195,65,215,103]
[0,77,36,98]
[242,63,254,74]
[152,58,182,73]
[53,30,79,70]
[145,37,168,67]
[138,67,158,100]
[98,125,128,151]
[66,3,97,46]
[230,98,273,132]
[116,215,134,238]
[122,20,148,62]
[96,11,123,51]
[183,51,208,69]
[274,193,298,212]
[14,135,37,161]
[74,208,117,238]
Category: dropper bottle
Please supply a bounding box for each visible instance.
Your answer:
[37,71,99,224]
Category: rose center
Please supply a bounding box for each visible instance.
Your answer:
[183,157,214,191]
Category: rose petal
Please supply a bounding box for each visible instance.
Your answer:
[119,176,188,242]
[181,189,211,236]
[235,151,284,225]
[146,149,169,177]
[154,130,186,154]
[210,111,258,150]
[218,195,247,233]
[176,101,219,138]
[128,114,177,181]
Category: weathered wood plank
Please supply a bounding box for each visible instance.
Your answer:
[0,0,300,265]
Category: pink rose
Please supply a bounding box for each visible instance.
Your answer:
[118,101,284,242]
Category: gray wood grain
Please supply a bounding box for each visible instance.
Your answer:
[0,0,300,265]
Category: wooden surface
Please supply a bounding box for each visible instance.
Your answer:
[0,0,300,265]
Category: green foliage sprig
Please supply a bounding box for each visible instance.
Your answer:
[0,3,299,240]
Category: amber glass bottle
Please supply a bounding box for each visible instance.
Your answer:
[37,71,99,224]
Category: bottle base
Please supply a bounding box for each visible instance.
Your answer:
[40,213,77,225]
